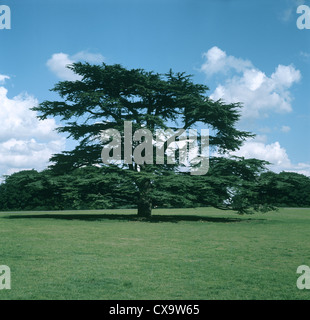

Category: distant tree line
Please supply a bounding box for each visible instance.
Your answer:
[0,158,309,213]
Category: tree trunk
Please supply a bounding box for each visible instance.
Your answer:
[136,178,152,218]
[137,195,152,218]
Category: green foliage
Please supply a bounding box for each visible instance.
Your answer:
[0,167,136,211]
[255,171,310,207]
[1,164,309,212]
[14,62,307,215]
[30,63,257,216]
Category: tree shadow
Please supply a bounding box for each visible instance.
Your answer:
[4,213,266,224]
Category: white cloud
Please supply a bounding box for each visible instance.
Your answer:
[203,47,309,176]
[71,51,104,64]
[287,163,310,177]
[231,140,291,167]
[46,51,104,81]
[46,53,81,81]
[201,46,253,76]
[0,86,65,178]
[271,64,301,88]
[281,125,291,133]
[0,74,10,84]
[224,138,310,176]
[201,47,301,119]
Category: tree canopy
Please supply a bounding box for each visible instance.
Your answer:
[28,62,280,216]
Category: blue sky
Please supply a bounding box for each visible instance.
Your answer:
[0,0,309,177]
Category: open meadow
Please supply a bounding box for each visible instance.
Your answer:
[0,207,309,300]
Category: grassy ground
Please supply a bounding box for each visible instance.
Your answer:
[0,207,309,300]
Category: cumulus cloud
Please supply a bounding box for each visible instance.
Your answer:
[224,138,310,177]
[46,51,105,81]
[0,86,65,178]
[231,140,291,167]
[46,53,79,81]
[201,47,301,119]
[202,47,309,176]
[201,46,253,76]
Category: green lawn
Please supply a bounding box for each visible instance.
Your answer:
[0,207,309,300]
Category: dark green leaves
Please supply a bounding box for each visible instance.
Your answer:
[28,62,285,215]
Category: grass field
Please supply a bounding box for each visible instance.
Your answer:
[0,207,309,300]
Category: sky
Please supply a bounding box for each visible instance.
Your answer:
[0,0,309,178]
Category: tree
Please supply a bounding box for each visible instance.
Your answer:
[150,156,273,214]
[0,170,60,210]
[209,156,276,214]
[255,171,310,207]
[32,63,255,217]
[0,166,137,211]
